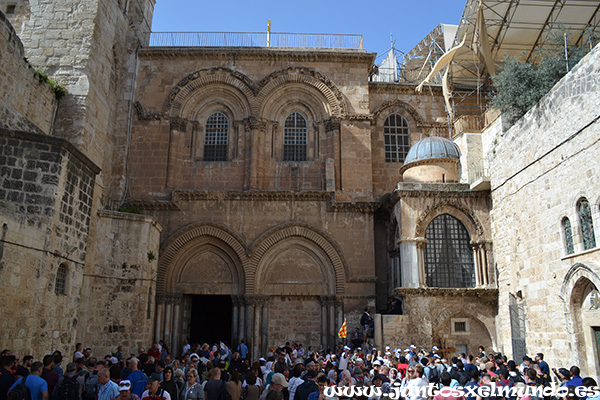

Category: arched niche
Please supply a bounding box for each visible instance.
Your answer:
[254,238,336,296]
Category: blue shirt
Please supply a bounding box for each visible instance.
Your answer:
[238,343,248,359]
[98,380,120,400]
[10,375,48,400]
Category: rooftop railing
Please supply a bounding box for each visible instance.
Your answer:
[149,32,364,50]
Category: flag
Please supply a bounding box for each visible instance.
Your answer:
[338,318,347,338]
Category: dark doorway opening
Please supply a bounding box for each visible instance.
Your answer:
[189,295,233,345]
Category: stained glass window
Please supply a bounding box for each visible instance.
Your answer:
[384,114,410,163]
[578,198,596,250]
[203,112,229,161]
[562,217,574,255]
[283,112,307,161]
[425,214,475,288]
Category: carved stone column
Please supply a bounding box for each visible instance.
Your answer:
[163,294,175,349]
[320,296,330,349]
[336,297,344,347]
[243,117,269,190]
[155,294,166,343]
[232,296,241,343]
[325,118,342,190]
[260,296,270,356]
[415,237,428,287]
[166,117,189,188]
[172,294,183,358]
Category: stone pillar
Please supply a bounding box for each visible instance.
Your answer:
[232,296,240,343]
[172,295,182,358]
[415,238,427,286]
[260,297,269,356]
[155,294,165,343]
[166,117,188,188]
[238,296,246,343]
[471,241,481,286]
[325,118,342,190]
[336,297,344,341]
[482,242,490,286]
[253,300,261,358]
[320,296,329,349]
[245,301,253,351]
[243,117,268,191]
[328,297,336,350]
[374,313,383,350]
[163,295,174,351]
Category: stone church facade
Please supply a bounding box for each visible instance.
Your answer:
[0,0,599,377]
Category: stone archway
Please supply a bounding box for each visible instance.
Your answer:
[156,224,248,355]
[561,263,600,377]
[247,223,347,356]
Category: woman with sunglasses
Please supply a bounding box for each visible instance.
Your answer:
[113,380,140,400]
[162,367,179,400]
[180,368,204,400]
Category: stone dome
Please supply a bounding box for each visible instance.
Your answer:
[404,136,460,165]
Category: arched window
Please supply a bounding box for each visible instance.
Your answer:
[562,217,575,255]
[55,263,67,295]
[384,114,410,163]
[424,214,475,288]
[203,112,229,161]
[283,112,307,161]
[577,198,596,250]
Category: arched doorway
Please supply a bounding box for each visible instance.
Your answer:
[156,225,247,356]
[570,276,600,376]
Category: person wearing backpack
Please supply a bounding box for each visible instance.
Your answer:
[422,358,440,387]
[9,362,49,400]
[1,355,18,400]
[56,363,84,400]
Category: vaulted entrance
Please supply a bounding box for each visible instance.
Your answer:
[189,295,233,345]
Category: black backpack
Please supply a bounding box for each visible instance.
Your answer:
[8,375,31,400]
[428,365,440,385]
[58,375,80,400]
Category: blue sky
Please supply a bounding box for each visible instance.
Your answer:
[151,0,467,61]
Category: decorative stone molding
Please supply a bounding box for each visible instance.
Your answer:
[369,82,444,95]
[394,287,498,306]
[347,276,378,283]
[164,67,256,117]
[415,201,485,239]
[127,200,180,211]
[345,113,374,122]
[371,99,426,127]
[243,116,269,132]
[134,101,164,120]
[324,117,341,132]
[559,263,600,302]
[327,201,379,214]
[247,222,348,294]
[255,66,347,117]
[157,223,249,294]
[169,116,188,132]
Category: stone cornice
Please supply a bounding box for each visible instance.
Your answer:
[328,201,379,214]
[398,158,459,174]
[139,47,377,65]
[369,82,444,95]
[394,287,498,304]
[127,191,380,214]
[392,183,489,199]
[347,276,378,283]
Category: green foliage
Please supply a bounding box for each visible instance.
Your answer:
[118,204,141,214]
[489,27,597,126]
[147,251,156,262]
[36,69,67,100]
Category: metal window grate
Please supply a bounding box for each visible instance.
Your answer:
[425,214,475,288]
[562,217,575,255]
[204,112,229,161]
[454,321,466,332]
[283,112,307,161]
[578,198,596,250]
[384,114,410,163]
[55,263,67,295]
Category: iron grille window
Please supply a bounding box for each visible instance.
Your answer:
[283,112,307,161]
[578,198,596,250]
[562,217,575,255]
[203,112,229,161]
[425,214,475,288]
[454,321,466,332]
[384,114,410,163]
[55,263,67,295]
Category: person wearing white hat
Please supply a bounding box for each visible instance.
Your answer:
[339,347,351,371]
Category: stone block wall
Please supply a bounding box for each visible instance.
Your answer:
[78,210,161,357]
[0,129,99,355]
[0,10,55,134]
[484,44,600,374]
[268,296,322,350]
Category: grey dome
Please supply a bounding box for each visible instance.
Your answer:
[404,136,460,164]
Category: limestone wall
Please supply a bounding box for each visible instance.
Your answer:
[0,129,99,355]
[368,84,448,198]
[79,210,161,357]
[0,10,55,134]
[484,44,600,375]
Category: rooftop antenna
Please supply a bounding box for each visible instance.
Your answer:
[267,20,271,47]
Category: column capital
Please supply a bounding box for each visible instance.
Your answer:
[169,116,188,132]
[243,116,269,133]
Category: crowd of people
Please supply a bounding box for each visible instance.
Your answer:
[0,338,597,400]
